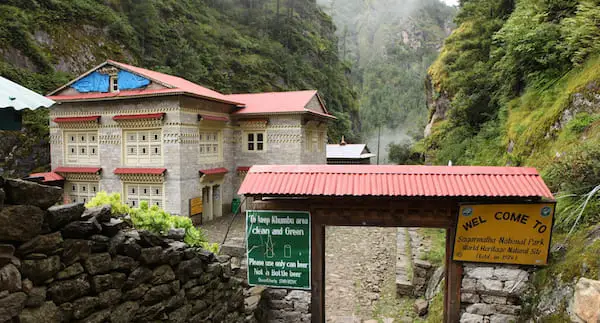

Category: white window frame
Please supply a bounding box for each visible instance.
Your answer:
[244,131,266,152]
[110,75,118,92]
[199,129,223,162]
[124,183,164,208]
[64,131,99,165]
[123,129,163,166]
[66,181,99,204]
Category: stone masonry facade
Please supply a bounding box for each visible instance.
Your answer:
[460,263,530,323]
[48,62,330,219]
[0,178,270,323]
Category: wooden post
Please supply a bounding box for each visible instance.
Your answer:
[311,214,325,323]
[445,224,462,323]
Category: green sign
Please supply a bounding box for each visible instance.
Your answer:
[246,210,311,290]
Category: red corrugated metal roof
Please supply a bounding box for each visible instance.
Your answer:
[199,168,228,175]
[199,115,229,122]
[114,168,166,175]
[238,165,555,199]
[54,167,102,174]
[28,172,64,182]
[113,112,165,121]
[237,166,251,172]
[228,91,335,118]
[53,116,100,123]
[47,60,244,106]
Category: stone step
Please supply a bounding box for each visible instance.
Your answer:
[329,316,361,323]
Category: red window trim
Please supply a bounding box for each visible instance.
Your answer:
[199,167,228,176]
[198,115,229,122]
[54,167,102,174]
[114,168,167,175]
[113,113,165,121]
[53,116,100,123]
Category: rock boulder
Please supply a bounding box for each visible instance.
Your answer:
[46,203,85,231]
[571,277,600,323]
[0,205,44,241]
[4,179,62,209]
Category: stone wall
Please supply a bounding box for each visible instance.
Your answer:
[460,263,530,323]
[0,178,257,323]
[396,228,438,299]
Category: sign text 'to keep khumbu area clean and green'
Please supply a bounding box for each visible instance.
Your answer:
[246,210,311,290]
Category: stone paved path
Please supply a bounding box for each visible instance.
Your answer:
[201,213,245,245]
[325,226,397,322]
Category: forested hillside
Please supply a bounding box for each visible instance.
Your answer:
[0,0,357,140]
[426,1,600,319]
[318,0,455,163]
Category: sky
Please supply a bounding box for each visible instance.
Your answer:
[440,0,459,6]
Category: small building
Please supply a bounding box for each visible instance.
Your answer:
[326,139,375,164]
[44,60,334,221]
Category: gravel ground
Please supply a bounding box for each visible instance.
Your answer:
[325,226,398,322]
[200,213,245,245]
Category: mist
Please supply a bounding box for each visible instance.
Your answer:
[366,127,412,165]
[317,0,456,164]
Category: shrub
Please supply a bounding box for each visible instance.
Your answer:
[85,191,131,215]
[87,192,213,250]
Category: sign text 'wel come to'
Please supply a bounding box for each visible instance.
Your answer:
[246,210,311,290]
[453,203,555,265]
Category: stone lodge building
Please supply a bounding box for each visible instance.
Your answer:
[45,60,332,220]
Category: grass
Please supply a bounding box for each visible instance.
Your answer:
[417,228,446,266]
[368,228,447,323]
[405,229,414,281]
[370,262,420,322]
[422,292,444,323]
[505,54,600,169]
[521,225,600,320]
[537,227,600,284]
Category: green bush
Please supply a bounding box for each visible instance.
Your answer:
[544,141,600,192]
[544,141,600,232]
[85,191,131,215]
[86,192,214,251]
[566,113,599,134]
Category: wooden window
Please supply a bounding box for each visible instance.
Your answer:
[199,130,222,162]
[66,181,98,204]
[124,130,162,166]
[318,132,326,152]
[125,183,163,208]
[246,131,265,152]
[65,131,99,165]
[306,130,318,152]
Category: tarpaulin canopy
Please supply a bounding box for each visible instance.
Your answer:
[0,76,55,130]
[0,76,55,110]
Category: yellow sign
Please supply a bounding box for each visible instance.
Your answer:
[453,203,555,265]
[190,197,203,215]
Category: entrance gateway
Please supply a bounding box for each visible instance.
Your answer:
[238,165,556,323]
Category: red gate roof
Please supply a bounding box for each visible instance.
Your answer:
[238,165,554,199]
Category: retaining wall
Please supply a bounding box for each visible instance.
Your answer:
[0,178,260,323]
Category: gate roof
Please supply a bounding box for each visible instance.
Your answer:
[238,165,554,200]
